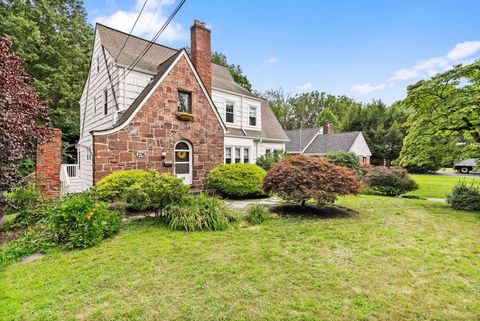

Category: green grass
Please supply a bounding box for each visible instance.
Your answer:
[1,196,479,320]
[407,174,479,199]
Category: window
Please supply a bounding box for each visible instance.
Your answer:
[93,97,97,115]
[96,56,100,73]
[234,148,241,163]
[225,102,234,123]
[265,149,271,155]
[244,148,250,163]
[103,89,108,115]
[225,147,232,164]
[249,106,256,126]
[178,91,191,113]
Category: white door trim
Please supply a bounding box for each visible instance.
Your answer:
[174,140,192,185]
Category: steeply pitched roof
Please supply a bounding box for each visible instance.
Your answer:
[285,128,362,154]
[226,101,289,141]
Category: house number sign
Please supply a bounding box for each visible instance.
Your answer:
[136,151,146,158]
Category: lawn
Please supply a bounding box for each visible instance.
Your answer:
[408,174,479,199]
[1,196,479,321]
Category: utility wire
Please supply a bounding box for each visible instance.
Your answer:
[123,0,186,78]
[115,0,149,61]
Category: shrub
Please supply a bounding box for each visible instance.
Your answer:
[256,150,288,171]
[49,192,122,249]
[324,151,360,172]
[246,204,270,225]
[208,163,265,198]
[163,193,237,231]
[124,171,189,212]
[263,155,361,205]
[362,166,418,196]
[447,181,480,211]
[95,170,148,202]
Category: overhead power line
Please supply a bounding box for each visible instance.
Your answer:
[115,0,149,61]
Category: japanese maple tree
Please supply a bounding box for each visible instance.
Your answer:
[0,37,49,190]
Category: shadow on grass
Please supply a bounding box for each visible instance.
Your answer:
[270,204,358,220]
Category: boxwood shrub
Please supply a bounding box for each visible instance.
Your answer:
[208,163,266,198]
[95,170,148,202]
[447,181,480,211]
[163,193,237,231]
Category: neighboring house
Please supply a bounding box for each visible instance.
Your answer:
[64,20,288,193]
[285,122,372,166]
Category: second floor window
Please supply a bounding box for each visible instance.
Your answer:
[225,102,234,123]
[178,91,191,113]
[103,89,108,115]
[249,106,257,126]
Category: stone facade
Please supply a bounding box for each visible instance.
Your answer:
[190,19,212,95]
[92,56,224,190]
[36,128,62,196]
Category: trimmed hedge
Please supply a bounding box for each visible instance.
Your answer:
[95,170,148,202]
[208,163,265,198]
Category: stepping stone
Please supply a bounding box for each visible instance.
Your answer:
[21,253,44,263]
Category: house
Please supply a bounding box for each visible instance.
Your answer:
[285,122,372,166]
[63,20,288,193]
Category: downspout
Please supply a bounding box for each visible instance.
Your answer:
[256,138,263,159]
[240,95,247,136]
[123,67,126,110]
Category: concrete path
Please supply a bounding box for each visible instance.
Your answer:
[224,196,282,212]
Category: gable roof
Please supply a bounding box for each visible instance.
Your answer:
[285,128,363,154]
[226,101,289,141]
[92,49,227,135]
[97,23,258,99]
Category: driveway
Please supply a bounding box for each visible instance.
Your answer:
[435,170,480,178]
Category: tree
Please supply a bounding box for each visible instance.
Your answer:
[316,109,338,127]
[263,155,361,206]
[211,52,252,91]
[396,61,480,171]
[0,37,49,190]
[0,0,93,145]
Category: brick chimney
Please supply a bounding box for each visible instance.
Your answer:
[323,122,335,134]
[190,19,212,95]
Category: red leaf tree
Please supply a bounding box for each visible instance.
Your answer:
[0,37,49,190]
[263,155,362,206]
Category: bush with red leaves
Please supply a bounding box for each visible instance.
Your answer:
[0,37,49,191]
[263,155,362,205]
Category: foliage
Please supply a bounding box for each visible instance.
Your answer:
[0,223,54,268]
[362,166,418,196]
[446,180,480,211]
[263,155,361,205]
[0,37,49,190]
[212,52,252,91]
[163,194,237,231]
[208,164,266,198]
[95,170,149,202]
[324,151,360,172]
[245,204,270,225]
[0,0,94,146]
[316,109,338,127]
[127,171,189,212]
[49,192,122,249]
[396,61,480,170]
[255,150,288,171]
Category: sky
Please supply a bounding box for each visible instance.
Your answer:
[84,0,480,104]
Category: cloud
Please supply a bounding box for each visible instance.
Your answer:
[262,57,277,65]
[296,82,312,90]
[95,0,187,42]
[446,41,480,60]
[389,40,480,82]
[350,83,386,94]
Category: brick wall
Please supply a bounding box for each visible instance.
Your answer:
[93,56,224,190]
[36,128,62,196]
[190,19,212,95]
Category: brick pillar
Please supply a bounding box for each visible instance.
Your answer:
[322,122,335,134]
[36,128,62,196]
[190,19,212,95]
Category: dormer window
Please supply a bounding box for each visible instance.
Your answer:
[225,102,234,123]
[178,91,191,113]
[249,106,257,126]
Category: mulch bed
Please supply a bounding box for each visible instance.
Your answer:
[0,228,25,245]
[270,204,358,219]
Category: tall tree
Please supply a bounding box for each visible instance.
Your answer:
[0,37,49,190]
[396,61,480,172]
[211,52,252,91]
[0,0,93,145]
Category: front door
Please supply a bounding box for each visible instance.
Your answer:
[174,141,192,184]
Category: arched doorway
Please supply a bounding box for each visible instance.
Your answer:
[174,140,192,184]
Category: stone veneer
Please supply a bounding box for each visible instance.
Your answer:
[92,56,224,190]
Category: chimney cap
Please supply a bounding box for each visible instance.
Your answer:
[192,19,210,31]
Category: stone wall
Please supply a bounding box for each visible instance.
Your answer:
[36,128,62,196]
[93,56,224,190]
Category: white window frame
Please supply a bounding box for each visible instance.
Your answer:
[225,101,235,123]
[224,146,251,164]
[249,106,257,126]
[243,147,250,164]
[103,88,108,115]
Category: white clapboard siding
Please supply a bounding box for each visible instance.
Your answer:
[211,90,262,131]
